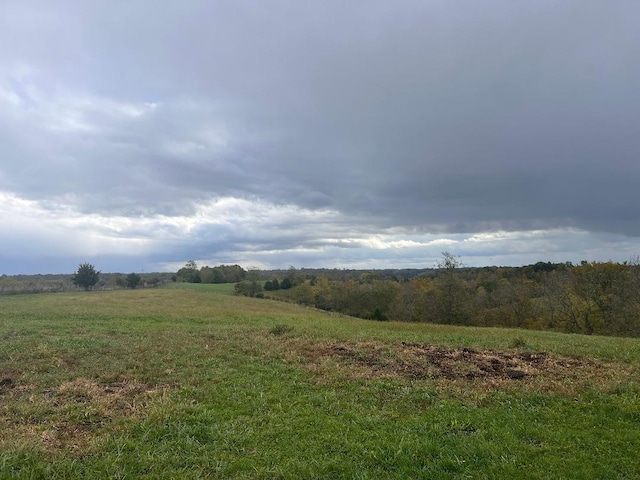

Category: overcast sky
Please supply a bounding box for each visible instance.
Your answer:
[2,1,640,274]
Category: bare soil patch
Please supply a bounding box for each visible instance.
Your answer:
[290,339,628,392]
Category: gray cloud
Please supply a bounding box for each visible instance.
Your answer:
[1,1,640,273]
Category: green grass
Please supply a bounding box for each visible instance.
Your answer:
[163,282,236,295]
[1,286,639,479]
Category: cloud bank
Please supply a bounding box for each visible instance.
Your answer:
[1,1,639,274]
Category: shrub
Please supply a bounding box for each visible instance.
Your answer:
[126,273,142,289]
[270,324,294,335]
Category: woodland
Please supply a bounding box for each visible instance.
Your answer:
[234,255,640,338]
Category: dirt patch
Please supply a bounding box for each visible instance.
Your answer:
[291,340,623,388]
[39,422,95,452]
[0,377,15,393]
[1,378,175,453]
[53,378,169,416]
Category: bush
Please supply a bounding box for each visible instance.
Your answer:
[370,308,388,321]
[126,273,142,289]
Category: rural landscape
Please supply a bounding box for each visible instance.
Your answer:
[1,260,640,478]
[3,1,640,478]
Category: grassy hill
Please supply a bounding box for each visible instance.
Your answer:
[1,285,639,478]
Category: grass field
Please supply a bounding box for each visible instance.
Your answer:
[162,282,237,295]
[1,285,639,479]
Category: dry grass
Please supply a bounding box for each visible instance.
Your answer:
[0,377,174,453]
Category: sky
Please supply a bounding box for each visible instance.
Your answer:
[1,1,640,274]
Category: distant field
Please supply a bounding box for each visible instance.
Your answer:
[163,282,236,295]
[1,285,639,478]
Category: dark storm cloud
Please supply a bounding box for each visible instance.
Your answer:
[2,1,640,273]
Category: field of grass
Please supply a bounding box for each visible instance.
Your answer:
[1,285,639,479]
[162,282,237,295]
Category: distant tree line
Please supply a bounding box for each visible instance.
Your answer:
[236,256,640,338]
[71,264,166,291]
[176,261,246,284]
[234,266,295,298]
[257,267,432,283]
[0,264,172,295]
[0,276,74,295]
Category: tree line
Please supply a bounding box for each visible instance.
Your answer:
[0,265,172,294]
[176,261,246,284]
[237,256,640,337]
[71,263,165,291]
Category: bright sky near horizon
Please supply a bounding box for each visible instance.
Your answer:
[1,1,640,274]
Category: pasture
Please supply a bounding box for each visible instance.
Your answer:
[1,286,639,478]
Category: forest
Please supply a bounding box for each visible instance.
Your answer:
[234,255,640,338]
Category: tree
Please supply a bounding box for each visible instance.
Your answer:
[199,264,246,283]
[434,252,471,324]
[185,260,198,270]
[200,266,222,284]
[436,251,463,271]
[494,277,537,328]
[220,264,246,283]
[176,260,201,283]
[234,280,263,297]
[285,266,301,287]
[126,273,142,289]
[72,263,100,291]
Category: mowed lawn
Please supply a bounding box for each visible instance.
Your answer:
[1,286,639,479]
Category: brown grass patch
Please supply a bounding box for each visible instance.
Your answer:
[1,377,175,453]
[287,339,632,395]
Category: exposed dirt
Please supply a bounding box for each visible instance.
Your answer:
[54,377,161,406]
[291,340,615,386]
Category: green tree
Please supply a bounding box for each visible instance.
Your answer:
[72,263,100,291]
[176,260,201,283]
[234,280,263,297]
[285,266,301,287]
[126,273,142,289]
[199,266,222,284]
[220,264,246,283]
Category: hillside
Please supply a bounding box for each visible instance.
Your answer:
[1,285,639,478]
